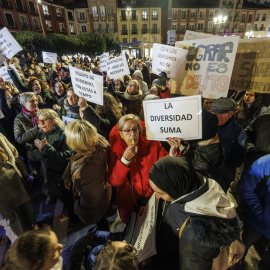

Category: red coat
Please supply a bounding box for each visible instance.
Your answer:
[107,121,168,223]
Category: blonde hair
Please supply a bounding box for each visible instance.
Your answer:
[37,109,65,129]
[128,80,140,93]
[118,114,142,134]
[65,120,99,154]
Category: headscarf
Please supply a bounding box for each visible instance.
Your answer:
[149,156,199,200]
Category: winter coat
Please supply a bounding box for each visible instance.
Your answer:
[82,105,118,141]
[155,176,241,270]
[160,87,171,99]
[245,113,270,166]
[38,89,55,108]
[107,121,168,223]
[27,125,73,196]
[59,99,81,124]
[62,135,111,225]
[238,154,270,240]
[33,71,47,82]
[121,89,142,116]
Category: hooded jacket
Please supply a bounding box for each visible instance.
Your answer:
[121,89,142,116]
[106,121,168,223]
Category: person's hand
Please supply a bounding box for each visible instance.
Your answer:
[34,139,42,151]
[78,97,88,110]
[123,143,137,161]
[37,95,43,104]
[64,179,72,190]
[79,107,85,119]
[123,105,128,112]
[106,75,111,84]
[35,138,48,152]
[0,77,5,89]
[52,104,60,111]
[167,137,182,156]
[194,90,203,96]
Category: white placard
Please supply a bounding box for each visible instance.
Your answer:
[107,55,130,79]
[99,53,109,72]
[173,36,240,99]
[152,43,188,79]
[42,51,57,64]
[69,66,103,106]
[184,30,215,41]
[0,27,22,60]
[0,66,12,83]
[143,96,202,141]
[10,64,21,79]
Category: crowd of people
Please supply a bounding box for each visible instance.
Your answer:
[0,50,270,270]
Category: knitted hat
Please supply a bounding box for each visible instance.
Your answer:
[132,70,143,80]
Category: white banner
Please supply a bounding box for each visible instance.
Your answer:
[69,66,103,106]
[0,27,22,60]
[10,64,21,79]
[99,52,109,72]
[152,43,188,79]
[173,36,240,99]
[107,55,130,79]
[0,66,12,83]
[184,30,215,41]
[42,51,57,64]
[143,96,202,141]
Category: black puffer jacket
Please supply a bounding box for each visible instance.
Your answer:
[153,176,241,270]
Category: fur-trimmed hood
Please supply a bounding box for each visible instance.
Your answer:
[124,89,142,101]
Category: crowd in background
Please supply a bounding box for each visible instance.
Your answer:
[0,50,270,270]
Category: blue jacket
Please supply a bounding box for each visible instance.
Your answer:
[238,154,270,240]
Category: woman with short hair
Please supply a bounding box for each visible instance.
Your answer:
[62,120,111,227]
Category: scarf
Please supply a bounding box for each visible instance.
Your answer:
[22,108,39,127]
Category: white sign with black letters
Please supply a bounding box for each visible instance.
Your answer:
[100,53,109,72]
[107,55,130,79]
[143,95,202,141]
[0,66,12,83]
[70,66,103,106]
[184,30,215,41]
[152,43,188,79]
[0,27,22,60]
[42,51,57,64]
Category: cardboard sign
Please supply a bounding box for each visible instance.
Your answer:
[0,66,12,83]
[42,51,57,64]
[99,53,109,72]
[0,27,22,60]
[107,55,130,79]
[69,66,103,105]
[152,43,188,79]
[230,38,270,93]
[184,30,215,41]
[143,95,202,141]
[172,36,240,99]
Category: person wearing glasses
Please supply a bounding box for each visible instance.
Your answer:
[28,109,73,211]
[107,114,177,224]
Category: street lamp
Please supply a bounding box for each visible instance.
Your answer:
[245,31,253,38]
[214,15,227,35]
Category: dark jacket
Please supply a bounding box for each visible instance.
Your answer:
[33,71,47,82]
[121,89,142,116]
[27,125,72,196]
[154,177,241,270]
[82,105,118,140]
[8,68,28,92]
[245,113,270,166]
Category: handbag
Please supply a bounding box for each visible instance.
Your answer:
[179,217,245,270]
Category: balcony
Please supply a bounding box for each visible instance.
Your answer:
[131,29,138,34]
[151,29,159,34]
[172,16,177,20]
[253,27,258,31]
[108,13,114,18]
[198,15,205,20]
[131,16,138,21]
[120,16,127,21]
[141,29,149,34]
[152,15,158,20]
[190,16,195,20]
[79,18,86,23]
[260,27,266,31]
[92,14,99,19]
[142,15,148,20]
[241,18,246,22]
[121,30,128,35]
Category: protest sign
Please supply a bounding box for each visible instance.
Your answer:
[152,43,188,79]
[10,64,21,79]
[171,36,240,99]
[0,66,12,83]
[42,51,57,64]
[107,55,130,79]
[0,27,22,60]
[69,66,103,105]
[184,30,215,41]
[99,52,109,72]
[230,38,270,94]
[143,95,202,141]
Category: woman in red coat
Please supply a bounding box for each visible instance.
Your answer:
[107,114,177,223]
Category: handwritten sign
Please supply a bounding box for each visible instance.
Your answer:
[0,27,22,60]
[107,55,130,79]
[230,38,270,93]
[184,30,215,41]
[0,66,12,83]
[69,66,103,105]
[171,36,240,99]
[99,52,109,72]
[143,95,202,141]
[42,51,57,64]
[152,43,188,79]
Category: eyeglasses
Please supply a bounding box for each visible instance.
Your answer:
[122,127,140,135]
[39,118,52,124]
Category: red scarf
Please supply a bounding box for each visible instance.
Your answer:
[22,108,39,127]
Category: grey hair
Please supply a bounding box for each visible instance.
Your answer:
[37,109,65,129]
[20,92,37,106]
